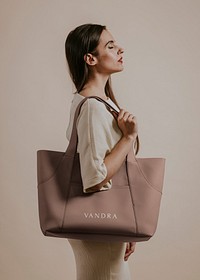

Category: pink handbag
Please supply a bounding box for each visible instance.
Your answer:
[37,96,166,242]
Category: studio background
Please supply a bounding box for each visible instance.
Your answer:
[1,0,199,279]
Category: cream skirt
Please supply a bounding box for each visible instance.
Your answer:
[68,239,131,280]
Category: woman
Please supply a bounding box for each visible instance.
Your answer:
[65,23,139,280]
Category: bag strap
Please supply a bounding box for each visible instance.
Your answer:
[65,96,136,163]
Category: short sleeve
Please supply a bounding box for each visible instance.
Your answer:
[76,99,113,193]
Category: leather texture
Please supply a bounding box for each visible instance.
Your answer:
[37,96,166,242]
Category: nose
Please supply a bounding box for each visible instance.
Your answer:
[117,46,124,54]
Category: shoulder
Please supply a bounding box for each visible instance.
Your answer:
[83,97,106,108]
[73,94,106,111]
[79,97,108,118]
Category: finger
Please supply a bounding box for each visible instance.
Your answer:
[127,114,136,122]
[124,242,136,261]
[124,243,129,256]
[118,109,125,120]
[130,242,136,253]
[122,112,131,122]
[111,110,119,119]
[124,250,131,258]
[124,251,131,261]
[125,242,130,253]
[118,111,130,122]
[124,243,131,259]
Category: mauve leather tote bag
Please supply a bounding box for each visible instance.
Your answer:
[37,96,166,242]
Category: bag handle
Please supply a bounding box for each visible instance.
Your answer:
[65,96,136,163]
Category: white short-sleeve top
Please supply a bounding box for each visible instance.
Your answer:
[66,93,122,193]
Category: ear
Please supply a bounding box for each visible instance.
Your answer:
[84,53,97,66]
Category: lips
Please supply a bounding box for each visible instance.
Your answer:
[118,57,123,63]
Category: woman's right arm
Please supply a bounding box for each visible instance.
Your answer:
[88,109,138,192]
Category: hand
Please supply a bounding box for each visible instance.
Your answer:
[117,109,138,141]
[124,242,136,261]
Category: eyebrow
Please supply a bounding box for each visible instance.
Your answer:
[105,40,115,47]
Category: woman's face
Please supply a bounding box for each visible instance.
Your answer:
[93,29,124,75]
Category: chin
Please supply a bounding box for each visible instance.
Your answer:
[112,67,124,74]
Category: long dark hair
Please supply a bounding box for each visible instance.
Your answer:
[65,23,139,154]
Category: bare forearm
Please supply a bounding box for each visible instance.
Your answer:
[104,136,134,178]
[93,136,134,190]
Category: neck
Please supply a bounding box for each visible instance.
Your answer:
[80,72,110,100]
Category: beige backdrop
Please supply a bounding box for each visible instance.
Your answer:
[1,0,200,279]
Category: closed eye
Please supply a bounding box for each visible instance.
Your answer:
[105,40,117,50]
